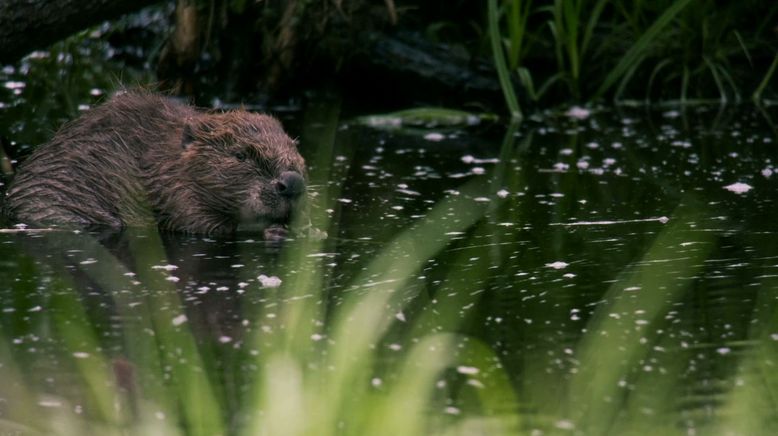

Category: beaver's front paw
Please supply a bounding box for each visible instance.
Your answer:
[263,225,288,243]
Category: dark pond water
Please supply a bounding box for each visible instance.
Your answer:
[2,29,778,436]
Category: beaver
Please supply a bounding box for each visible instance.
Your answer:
[3,91,306,239]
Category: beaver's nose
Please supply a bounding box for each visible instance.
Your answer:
[277,171,306,198]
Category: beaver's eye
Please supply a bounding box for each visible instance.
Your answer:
[234,152,247,162]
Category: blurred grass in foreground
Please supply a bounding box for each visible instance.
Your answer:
[1,111,777,436]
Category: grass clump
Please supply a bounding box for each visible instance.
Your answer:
[487,0,777,109]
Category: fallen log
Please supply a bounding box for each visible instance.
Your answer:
[0,0,160,64]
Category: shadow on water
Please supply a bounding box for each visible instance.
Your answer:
[2,95,778,434]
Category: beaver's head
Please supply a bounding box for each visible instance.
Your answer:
[178,111,306,236]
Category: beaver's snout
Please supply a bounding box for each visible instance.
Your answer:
[276,171,306,198]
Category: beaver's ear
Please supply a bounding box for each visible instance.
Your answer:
[181,124,195,150]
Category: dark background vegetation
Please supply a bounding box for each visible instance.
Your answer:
[2,0,776,114]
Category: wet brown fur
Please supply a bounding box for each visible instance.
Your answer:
[3,91,306,235]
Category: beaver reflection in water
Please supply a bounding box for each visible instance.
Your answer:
[4,92,306,240]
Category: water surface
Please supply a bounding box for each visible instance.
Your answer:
[2,53,778,434]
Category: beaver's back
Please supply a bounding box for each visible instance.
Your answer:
[4,92,195,227]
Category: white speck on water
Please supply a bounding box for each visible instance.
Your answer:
[388,343,402,351]
[165,276,180,282]
[3,81,25,90]
[658,216,669,223]
[38,400,63,408]
[219,336,232,344]
[73,352,90,359]
[565,106,590,120]
[762,168,773,178]
[603,158,616,166]
[155,411,166,420]
[563,273,576,279]
[723,182,752,194]
[560,148,573,156]
[238,282,249,288]
[28,305,42,312]
[471,167,486,175]
[474,197,491,202]
[391,205,404,210]
[444,406,461,415]
[152,264,178,271]
[771,333,778,341]
[586,142,599,149]
[371,377,382,387]
[424,132,445,142]
[554,162,570,171]
[197,286,210,293]
[311,333,325,341]
[258,275,282,288]
[172,314,188,326]
[216,286,229,291]
[576,160,590,169]
[671,140,691,148]
[550,193,564,198]
[555,419,575,430]
[663,110,681,118]
[396,188,421,196]
[461,155,499,164]
[395,312,406,322]
[625,286,641,292]
[123,272,136,277]
[546,261,569,270]
[612,142,623,149]
[456,366,479,375]
[337,198,353,203]
[497,189,510,198]
[716,347,731,355]
[231,264,244,268]
[79,259,97,265]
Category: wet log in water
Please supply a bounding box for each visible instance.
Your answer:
[348,31,501,103]
[0,0,159,64]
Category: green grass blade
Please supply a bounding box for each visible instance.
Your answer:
[595,0,694,99]
[753,53,778,103]
[488,0,523,120]
[614,61,641,102]
[581,0,608,61]
[570,201,715,434]
[703,56,728,103]
[733,30,753,66]
[681,65,690,102]
[716,62,742,103]
[646,58,673,101]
